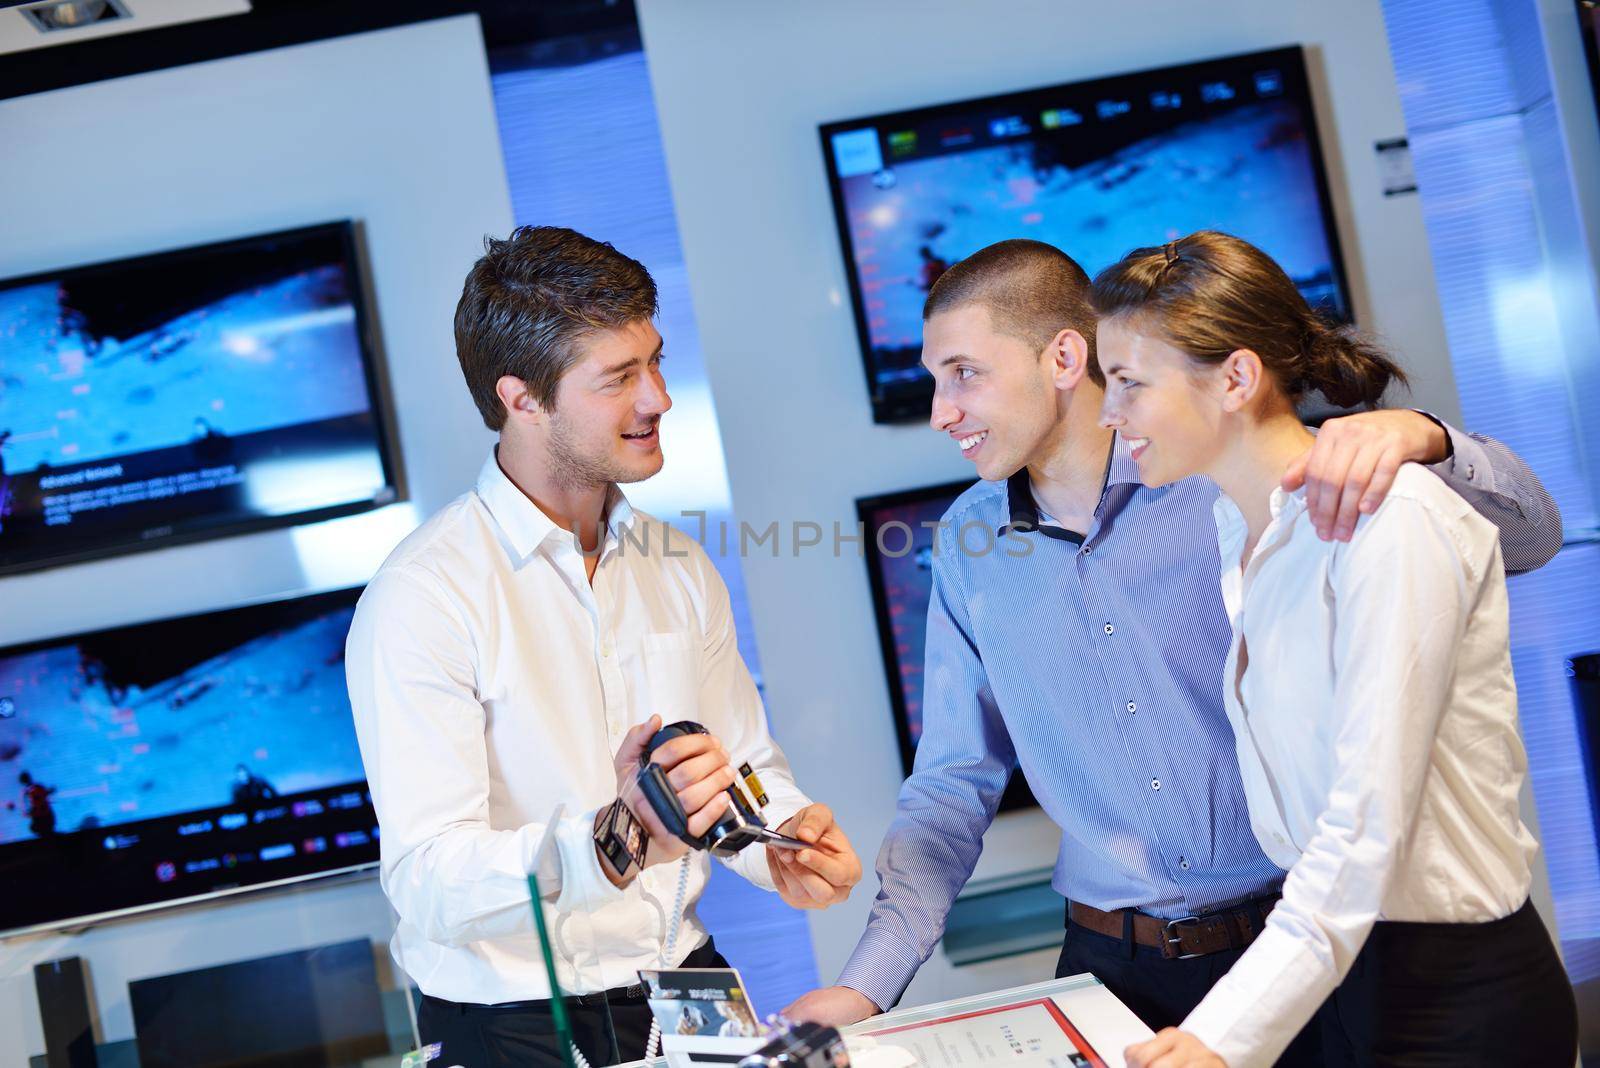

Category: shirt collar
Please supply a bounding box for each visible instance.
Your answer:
[474,450,637,565]
[998,432,1123,540]
[1211,484,1309,562]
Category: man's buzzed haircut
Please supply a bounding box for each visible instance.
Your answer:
[923,239,1102,385]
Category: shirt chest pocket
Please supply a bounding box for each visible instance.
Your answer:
[624,631,703,725]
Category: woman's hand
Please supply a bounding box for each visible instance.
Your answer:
[1125,1028,1228,1068]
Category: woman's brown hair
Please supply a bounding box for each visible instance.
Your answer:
[1089,230,1405,409]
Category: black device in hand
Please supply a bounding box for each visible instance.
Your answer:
[636,721,808,858]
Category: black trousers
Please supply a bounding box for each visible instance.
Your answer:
[418,939,730,1068]
[1055,908,1323,1067]
[1316,900,1576,1067]
[1058,900,1578,1067]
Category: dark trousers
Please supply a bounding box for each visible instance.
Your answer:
[1058,900,1578,1067]
[1055,908,1323,1067]
[1316,900,1576,1067]
[418,939,730,1068]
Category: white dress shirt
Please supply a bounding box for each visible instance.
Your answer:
[345,451,810,1004]
[1183,462,1538,1068]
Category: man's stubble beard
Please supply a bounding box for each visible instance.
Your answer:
[545,406,661,492]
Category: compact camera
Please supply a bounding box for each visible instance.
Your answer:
[737,1021,851,1068]
[636,721,807,858]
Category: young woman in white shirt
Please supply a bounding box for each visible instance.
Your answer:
[1089,230,1576,1068]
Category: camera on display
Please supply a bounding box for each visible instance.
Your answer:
[636,721,808,857]
[738,1020,852,1068]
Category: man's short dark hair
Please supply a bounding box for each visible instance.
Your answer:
[454,226,659,431]
[922,239,1102,386]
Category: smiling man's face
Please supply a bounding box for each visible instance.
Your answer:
[541,318,673,489]
[922,303,1070,481]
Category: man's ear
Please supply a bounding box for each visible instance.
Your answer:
[1219,349,1263,412]
[495,374,543,424]
[1045,328,1091,391]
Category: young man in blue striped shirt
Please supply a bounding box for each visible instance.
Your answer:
[785,239,1561,1057]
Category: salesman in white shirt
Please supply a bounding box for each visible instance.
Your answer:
[346,225,862,1068]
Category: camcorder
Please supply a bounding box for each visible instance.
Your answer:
[636,721,808,858]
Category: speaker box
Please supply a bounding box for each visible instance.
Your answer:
[33,956,98,1068]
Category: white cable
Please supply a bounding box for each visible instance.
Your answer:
[642,856,693,1063]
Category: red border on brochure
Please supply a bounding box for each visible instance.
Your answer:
[864,997,1107,1067]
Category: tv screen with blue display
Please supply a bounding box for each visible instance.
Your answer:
[821,45,1352,422]
[0,221,398,574]
[0,586,377,935]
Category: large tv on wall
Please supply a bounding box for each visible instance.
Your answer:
[858,481,1036,813]
[1579,2,1600,115]
[0,586,378,936]
[821,45,1353,423]
[0,221,399,575]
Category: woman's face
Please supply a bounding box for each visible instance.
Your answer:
[1096,316,1228,487]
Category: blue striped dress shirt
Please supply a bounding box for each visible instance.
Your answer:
[838,421,1562,1012]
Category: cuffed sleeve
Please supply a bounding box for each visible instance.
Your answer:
[1417,412,1562,573]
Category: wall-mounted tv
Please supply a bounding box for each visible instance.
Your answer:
[821,45,1353,423]
[0,586,377,936]
[1579,2,1600,115]
[0,221,399,575]
[858,481,1036,813]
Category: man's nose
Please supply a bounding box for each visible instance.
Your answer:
[640,374,671,416]
[930,389,960,433]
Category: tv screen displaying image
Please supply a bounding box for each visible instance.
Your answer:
[0,221,398,574]
[1579,1,1600,115]
[821,45,1352,422]
[858,481,1036,813]
[0,586,377,935]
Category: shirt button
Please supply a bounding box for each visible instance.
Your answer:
[1126,701,1137,714]
[1150,778,1161,791]
[1466,464,1476,480]
[1104,622,1115,635]
[1081,545,1092,556]
[1179,857,1191,870]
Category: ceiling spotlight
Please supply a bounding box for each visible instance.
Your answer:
[20,0,129,33]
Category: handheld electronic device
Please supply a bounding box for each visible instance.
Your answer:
[635,721,807,857]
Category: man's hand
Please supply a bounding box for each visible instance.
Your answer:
[781,985,881,1028]
[599,715,739,885]
[1125,1028,1228,1068]
[767,803,861,909]
[1281,410,1449,541]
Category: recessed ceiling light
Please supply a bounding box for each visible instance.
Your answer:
[20,0,128,33]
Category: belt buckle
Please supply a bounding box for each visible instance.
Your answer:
[1163,915,1203,960]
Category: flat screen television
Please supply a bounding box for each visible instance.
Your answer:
[0,221,399,574]
[821,45,1353,422]
[0,586,378,936]
[1580,2,1600,114]
[858,481,1036,812]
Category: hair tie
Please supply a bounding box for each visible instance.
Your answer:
[1163,241,1179,266]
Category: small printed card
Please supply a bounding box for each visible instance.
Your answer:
[640,966,762,1039]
